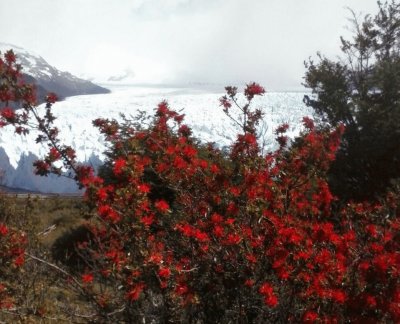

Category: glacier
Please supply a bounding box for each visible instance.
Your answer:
[0,85,313,193]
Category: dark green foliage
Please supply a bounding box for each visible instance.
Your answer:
[304,0,400,201]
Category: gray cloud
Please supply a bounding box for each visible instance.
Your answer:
[0,0,379,90]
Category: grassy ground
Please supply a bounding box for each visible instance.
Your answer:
[0,194,98,323]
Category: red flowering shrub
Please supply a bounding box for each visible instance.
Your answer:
[0,50,32,310]
[41,83,395,322]
[1,49,399,322]
[0,222,27,309]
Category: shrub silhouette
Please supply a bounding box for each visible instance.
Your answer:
[51,225,93,271]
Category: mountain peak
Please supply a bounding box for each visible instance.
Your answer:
[0,43,110,104]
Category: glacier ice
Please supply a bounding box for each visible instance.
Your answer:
[0,85,312,193]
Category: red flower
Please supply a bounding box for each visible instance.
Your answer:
[226,202,239,215]
[174,114,185,123]
[211,213,223,223]
[98,205,121,223]
[259,279,280,307]
[14,254,24,267]
[113,158,126,176]
[1,107,15,121]
[137,183,151,193]
[359,261,370,272]
[219,95,232,109]
[156,162,168,173]
[178,124,191,136]
[183,145,197,158]
[276,268,290,280]
[373,254,389,272]
[157,101,169,115]
[366,224,378,238]
[158,267,171,278]
[213,225,224,238]
[97,187,108,200]
[366,295,377,308]
[244,82,265,100]
[264,294,278,307]
[302,116,315,130]
[126,282,146,301]
[210,164,219,174]
[154,200,170,213]
[148,253,163,264]
[370,243,384,253]
[275,123,289,134]
[82,273,94,284]
[331,290,346,304]
[193,229,210,242]
[314,248,331,264]
[245,279,254,287]
[243,133,257,145]
[140,214,155,227]
[49,147,61,160]
[173,156,187,169]
[246,253,257,264]
[176,223,193,237]
[166,146,176,155]
[198,159,208,169]
[224,233,241,245]
[294,251,311,261]
[302,310,318,323]
[175,283,188,295]
[4,50,16,63]
[259,282,274,295]
[0,223,8,236]
[46,92,58,104]
[33,160,50,176]
[230,186,241,197]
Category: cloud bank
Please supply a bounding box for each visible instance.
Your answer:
[0,0,379,90]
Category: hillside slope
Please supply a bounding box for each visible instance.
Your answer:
[0,43,110,106]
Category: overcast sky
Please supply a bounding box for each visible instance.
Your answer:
[0,0,380,90]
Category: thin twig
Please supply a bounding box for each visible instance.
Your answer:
[25,252,83,290]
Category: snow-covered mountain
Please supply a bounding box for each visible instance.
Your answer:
[0,43,110,105]
[0,84,313,193]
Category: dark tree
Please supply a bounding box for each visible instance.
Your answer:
[304,0,400,201]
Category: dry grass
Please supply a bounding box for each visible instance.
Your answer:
[0,194,99,323]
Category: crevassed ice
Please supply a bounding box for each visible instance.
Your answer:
[0,85,312,193]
